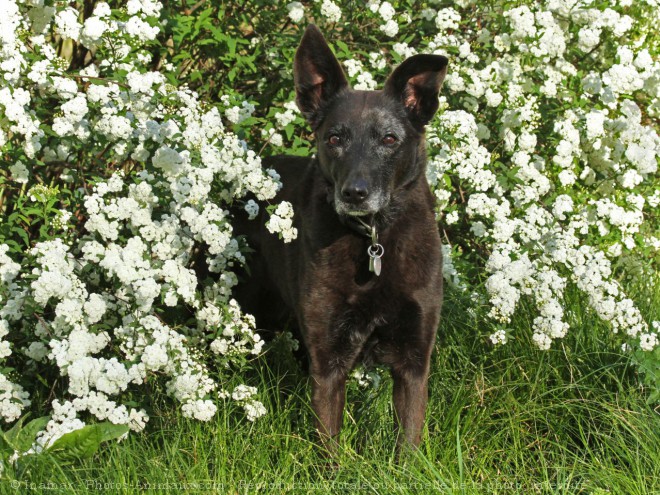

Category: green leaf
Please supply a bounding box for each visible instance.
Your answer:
[0,432,13,457]
[443,174,452,189]
[3,415,27,447]
[19,207,44,217]
[227,37,237,57]
[335,40,350,58]
[17,214,32,225]
[13,416,50,452]
[47,423,129,462]
[39,223,50,239]
[284,123,295,140]
[172,51,192,63]
[15,228,29,248]
[0,414,47,458]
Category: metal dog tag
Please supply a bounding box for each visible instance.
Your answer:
[355,218,384,276]
[372,255,382,276]
[368,244,384,276]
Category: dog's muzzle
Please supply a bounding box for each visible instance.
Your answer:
[333,178,379,216]
[334,191,387,218]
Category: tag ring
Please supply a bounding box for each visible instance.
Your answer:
[368,243,384,258]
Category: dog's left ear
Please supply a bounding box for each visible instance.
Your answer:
[384,54,448,128]
[294,25,349,129]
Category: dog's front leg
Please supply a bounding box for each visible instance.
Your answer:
[390,300,440,453]
[392,363,430,450]
[310,367,347,453]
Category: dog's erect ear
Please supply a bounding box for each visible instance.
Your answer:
[294,25,349,128]
[384,54,448,128]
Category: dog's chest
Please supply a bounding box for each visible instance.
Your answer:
[307,222,438,291]
[300,228,439,357]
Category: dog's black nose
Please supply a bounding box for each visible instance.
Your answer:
[341,179,369,203]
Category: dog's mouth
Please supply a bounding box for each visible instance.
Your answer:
[344,209,372,217]
[334,200,383,218]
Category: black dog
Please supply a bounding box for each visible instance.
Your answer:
[234,25,447,451]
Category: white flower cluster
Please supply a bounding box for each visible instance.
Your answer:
[224,385,267,422]
[262,100,301,148]
[36,400,86,450]
[374,1,399,37]
[435,8,461,31]
[351,366,383,389]
[320,0,342,23]
[428,110,496,201]
[441,244,464,290]
[266,201,298,243]
[489,329,507,346]
[0,374,30,424]
[0,246,30,422]
[224,100,256,125]
[287,2,305,23]
[639,322,660,352]
[202,299,264,359]
[344,59,378,90]
[503,6,566,60]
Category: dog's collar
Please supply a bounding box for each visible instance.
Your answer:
[343,215,385,276]
[343,215,373,238]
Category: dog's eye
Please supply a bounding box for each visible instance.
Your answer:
[328,135,341,146]
[382,134,398,145]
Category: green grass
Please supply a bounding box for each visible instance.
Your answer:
[3,284,659,495]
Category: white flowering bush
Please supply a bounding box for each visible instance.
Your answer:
[0,0,287,449]
[423,3,660,356]
[0,0,659,456]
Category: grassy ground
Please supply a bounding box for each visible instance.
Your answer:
[3,283,659,495]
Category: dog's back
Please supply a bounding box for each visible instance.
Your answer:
[232,156,314,332]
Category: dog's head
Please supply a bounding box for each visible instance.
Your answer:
[294,25,448,219]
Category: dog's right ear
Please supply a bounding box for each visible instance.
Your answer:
[294,25,349,129]
[384,54,448,129]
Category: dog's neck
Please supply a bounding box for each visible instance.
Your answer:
[342,215,376,239]
[335,205,396,240]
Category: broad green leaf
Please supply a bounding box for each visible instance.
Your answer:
[3,415,27,447]
[15,416,50,453]
[0,433,13,457]
[47,423,129,462]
